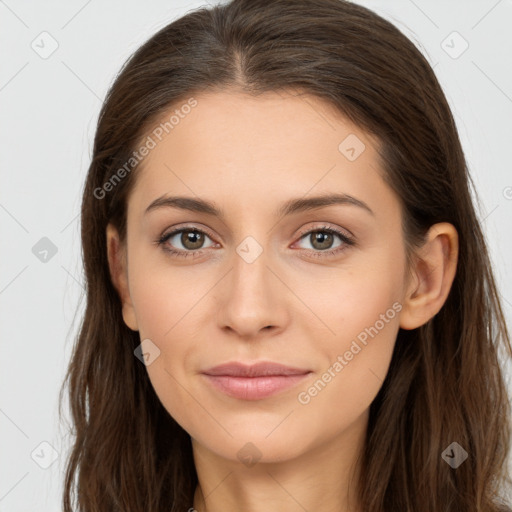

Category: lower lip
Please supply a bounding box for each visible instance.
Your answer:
[202,373,311,400]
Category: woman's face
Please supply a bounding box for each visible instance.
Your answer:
[110,90,412,464]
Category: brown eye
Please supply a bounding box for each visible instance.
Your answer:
[309,231,335,250]
[294,225,355,258]
[180,230,205,250]
[297,229,343,251]
[158,227,216,256]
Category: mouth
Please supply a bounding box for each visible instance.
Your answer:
[201,361,312,400]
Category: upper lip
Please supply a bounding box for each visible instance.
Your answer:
[202,361,311,377]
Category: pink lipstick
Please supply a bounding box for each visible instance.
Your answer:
[201,361,312,400]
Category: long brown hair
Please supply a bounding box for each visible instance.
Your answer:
[59,0,512,510]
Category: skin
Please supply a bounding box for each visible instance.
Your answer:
[106,90,458,512]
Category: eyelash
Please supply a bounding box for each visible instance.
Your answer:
[156,224,355,259]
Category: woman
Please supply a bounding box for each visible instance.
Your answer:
[59,0,512,510]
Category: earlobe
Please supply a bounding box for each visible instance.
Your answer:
[399,222,459,330]
[106,223,139,332]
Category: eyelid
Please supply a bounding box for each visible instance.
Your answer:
[160,223,219,243]
[294,222,354,241]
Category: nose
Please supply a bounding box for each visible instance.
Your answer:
[215,244,290,339]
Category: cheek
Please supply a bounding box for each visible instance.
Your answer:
[333,273,402,344]
[303,242,406,346]
[299,242,405,408]
[128,250,206,340]
[295,293,401,436]
[126,255,209,408]
[129,264,202,432]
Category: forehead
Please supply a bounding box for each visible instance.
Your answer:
[127,90,395,222]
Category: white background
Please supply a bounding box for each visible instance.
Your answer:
[1,0,511,510]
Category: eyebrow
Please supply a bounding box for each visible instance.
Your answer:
[144,192,375,219]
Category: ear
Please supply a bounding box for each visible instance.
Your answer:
[106,223,139,331]
[399,222,459,330]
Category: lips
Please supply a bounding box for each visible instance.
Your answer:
[201,361,312,400]
[202,361,311,377]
